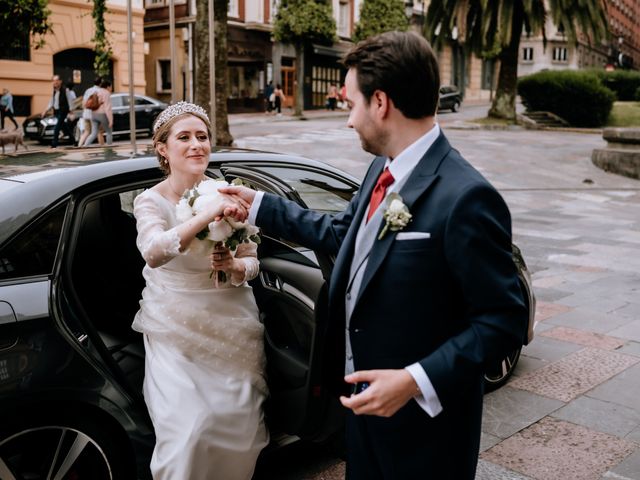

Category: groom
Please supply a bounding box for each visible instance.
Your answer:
[223,31,528,479]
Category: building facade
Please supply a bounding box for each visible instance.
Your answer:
[0,0,146,123]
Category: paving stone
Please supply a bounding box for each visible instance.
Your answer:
[627,425,640,443]
[482,387,563,439]
[619,341,640,358]
[588,363,640,411]
[520,335,583,364]
[539,326,626,350]
[482,417,638,480]
[534,301,573,322]
[511,355,547,376]
[509,348,640,402]
[552,396,640,438]
[534,287,575,303]
[609,320,640,343]
[546,308,635,335]
[479,433,502,453]
[601,450,640,480]
[475,459,533,480]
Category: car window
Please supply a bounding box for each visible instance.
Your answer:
[111,96,124,108]
[255,166,356,213]
[0,202,67,280]
[135,97,153,105]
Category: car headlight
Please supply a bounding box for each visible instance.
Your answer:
[41,118,57,126]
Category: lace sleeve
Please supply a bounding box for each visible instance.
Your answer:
[230,240,260,286]
[133,192,181,268]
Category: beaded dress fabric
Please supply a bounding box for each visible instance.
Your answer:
[132,189,268,480]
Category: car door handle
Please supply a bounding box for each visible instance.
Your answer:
[260,271,282,292]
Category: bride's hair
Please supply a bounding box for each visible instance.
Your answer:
[152,103,212,175]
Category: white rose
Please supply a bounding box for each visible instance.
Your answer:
[226,217,248,230]
[192,193,223,215]
[175,198,193,223]
[207,219,233,242]
[388,199,405,214]
[245,224,260,236]
[197,179,229,195]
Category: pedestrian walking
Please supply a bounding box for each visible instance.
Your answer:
[0,88,19,131]
[264,81,274,113]
[42,75,76,148]
[83,78,113,146]
[222,31,528,480]
[78,76,103,147]
[273,84,285,116]
[326,83,338,111]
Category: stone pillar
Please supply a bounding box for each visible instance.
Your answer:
[592,128,640,180]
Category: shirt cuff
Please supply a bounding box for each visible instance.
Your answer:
[248,191,265,226]
[405,363,443,418]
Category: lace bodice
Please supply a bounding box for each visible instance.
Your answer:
[133,189,259,286]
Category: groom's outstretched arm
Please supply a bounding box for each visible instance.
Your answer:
[220,185,360,256]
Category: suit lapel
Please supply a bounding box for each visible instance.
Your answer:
[329,156,386,305]
[353,132,452,307]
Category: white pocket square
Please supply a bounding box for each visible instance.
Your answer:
[396,232,431,240]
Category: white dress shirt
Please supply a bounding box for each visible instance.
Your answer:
[248,123,444,417]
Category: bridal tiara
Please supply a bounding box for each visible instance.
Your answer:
[153,101,210,133]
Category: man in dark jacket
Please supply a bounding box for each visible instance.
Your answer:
[42,75,75,148]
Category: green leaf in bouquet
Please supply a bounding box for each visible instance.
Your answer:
[196,229,208,241]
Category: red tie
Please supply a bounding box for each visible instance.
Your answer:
[367,167,394,222]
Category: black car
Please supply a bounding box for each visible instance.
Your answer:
[438,85,462,112]
[0,148,535,479]
[22,94,167,144]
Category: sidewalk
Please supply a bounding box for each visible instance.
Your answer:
[229,107,349,126]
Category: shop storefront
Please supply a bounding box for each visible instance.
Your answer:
[227,27,272,113]
[304,43,348,109]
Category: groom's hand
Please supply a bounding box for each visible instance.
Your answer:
[217,185,257,209]
[339,369,418,418]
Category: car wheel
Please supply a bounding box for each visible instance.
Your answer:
[451,101,460,113]
[0,410,136,480]
[484,347,521,393]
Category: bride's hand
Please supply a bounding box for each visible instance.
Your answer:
[210,246,245,277]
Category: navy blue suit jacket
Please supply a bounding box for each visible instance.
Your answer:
[255,131,528,476]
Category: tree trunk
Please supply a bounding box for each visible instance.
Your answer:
[488,2,524,121]
[194,0,233,145]
[294,42,304,117]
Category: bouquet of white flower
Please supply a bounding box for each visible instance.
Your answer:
[176,178,260,282]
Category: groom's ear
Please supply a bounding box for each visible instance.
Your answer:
[371,90,391,120]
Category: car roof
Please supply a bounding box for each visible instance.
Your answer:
[0,146,358,243]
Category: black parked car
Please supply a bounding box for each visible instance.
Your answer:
[438,85,462,112]
[22,94,167,144]
[0,148,535,478]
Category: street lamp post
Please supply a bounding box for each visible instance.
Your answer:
[404,0,414,23]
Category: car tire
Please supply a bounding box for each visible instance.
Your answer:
[0,408,136,480]
[451,101,460,113]
[484,347,521,393]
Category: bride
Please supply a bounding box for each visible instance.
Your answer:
[132,102,268,479]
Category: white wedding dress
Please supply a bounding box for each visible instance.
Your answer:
[132,189,269,480]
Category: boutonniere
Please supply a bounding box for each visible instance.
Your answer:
[378,193,412,240]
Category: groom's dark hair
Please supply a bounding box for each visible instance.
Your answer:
[341,31,440,119]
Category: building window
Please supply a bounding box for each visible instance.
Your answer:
[228,0,239,18]
[11,96,32,117]
[156,59,171,93]
[338,1,350,37]
[481,59,495,90]
[522,47,533,62]
[552,47,568,62]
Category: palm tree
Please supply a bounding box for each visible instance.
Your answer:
[424,0,608,120]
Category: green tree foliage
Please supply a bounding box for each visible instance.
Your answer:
[274,0,336,116]
[353,0,408,43]
[91,0,112,77]
[424,1,608,121]
[0,0,52,50]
